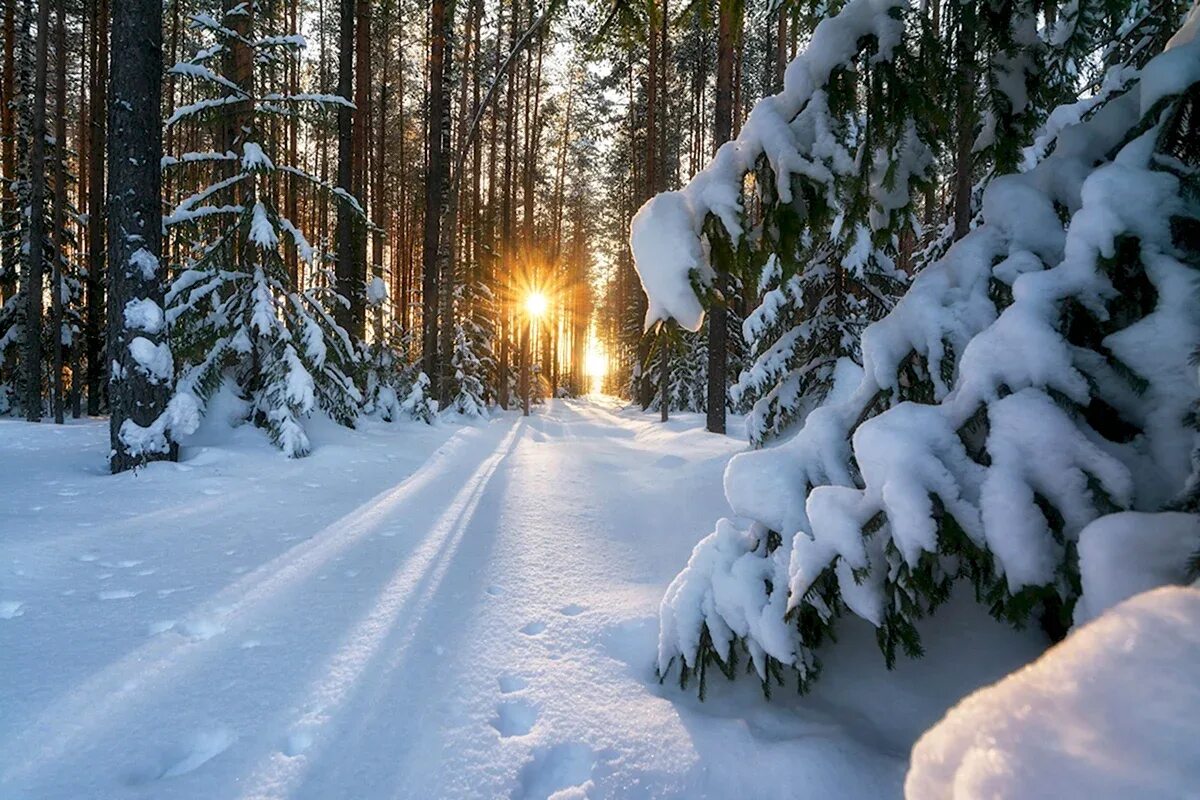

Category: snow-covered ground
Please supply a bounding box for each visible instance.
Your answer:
[1,398,1040,799]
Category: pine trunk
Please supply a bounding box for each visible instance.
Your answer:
[50,0,67,424]
[1,0,16,309]
[706,0,737,435]
[422,0,448,387]
[335,0,357,337]
[952,3,976,241]
[107,0,171,472]
[86,0,108,414]
[353,0,370,338]
[23,0,51,421]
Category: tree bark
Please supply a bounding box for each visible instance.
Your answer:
[22,0,51,420]
[422,0,448,386]
[335,0,357,336]
[353,0,370,338]
[50,0,67,424]
[86,0,109,414]
[952,1,976,242]
[108,0,172,471]
[1,0,16,310]
[705,0,738,435]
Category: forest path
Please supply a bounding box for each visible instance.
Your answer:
[5,398,907,799]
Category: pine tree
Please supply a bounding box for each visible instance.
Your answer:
[655,23,1200,697]
[447,278,495,416]
[163,6,366,458]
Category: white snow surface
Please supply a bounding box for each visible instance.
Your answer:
[1074,511,1200,625]
[0,399,1037,799]
[907,585,1200,800]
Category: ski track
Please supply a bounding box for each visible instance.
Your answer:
[0,398,968,799]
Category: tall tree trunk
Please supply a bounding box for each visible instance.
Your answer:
[353,0,369,338]
[335,0,357,336]
[108,0,172,471]
[22,0,51,421]
[498,0,519,409]
[660,327,669,422]
[286,1,300,287]
[706,0,737,435]
[952,2,976,241]
[1,0,16,310]
[422,0,448,386]
[86,0,109,414]
[645,0,659,200]
[50,0,67,423]
[373,3,389,342]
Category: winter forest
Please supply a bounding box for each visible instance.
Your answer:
[2,0,1199,796]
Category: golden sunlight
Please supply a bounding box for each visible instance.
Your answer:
[524,292,549,318]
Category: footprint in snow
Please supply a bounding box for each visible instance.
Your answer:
[512,743,596,800]
[520,621,546,636]
[559,604,586,617]
[181,615,227,641]
[148,619,177,636]
[127,727,237,784]
[491,698,538,738]
[282,728,315,757]
[97,589,139,600]
[498,674,528,694]
[486,585,503,597]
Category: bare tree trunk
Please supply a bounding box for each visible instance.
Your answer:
[335,0,357,336]
[705,0,737,435]
[1,0,17,311]
[422,0,448,386]
[373,2,389,342]
[498,0,519,409]
[22,0,52,420]
[660,327,669,422]
[353,0,369,338]
[108,0,172,471]
[952,1,976,241]
[86,0,109,414]
[50,0,67,424]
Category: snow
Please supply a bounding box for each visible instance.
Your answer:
[906,586,1200,800]
[1167,0,1200,50]
[128,248,159,280]
[0,399,1040,798]
[629,0,906,332]
[249,201,279,250]
[241,142,274,172]
[1074,511,1200,625]
[659,37,1200,689]
[127,336,174,384]
[123,298,165,335]
[366,276,388,306]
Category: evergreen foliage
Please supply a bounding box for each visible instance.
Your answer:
[652,3,1200,697]
[164,7,367,457]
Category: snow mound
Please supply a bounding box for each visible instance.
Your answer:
[906,586,1200,800]
[1074,511,1200,625]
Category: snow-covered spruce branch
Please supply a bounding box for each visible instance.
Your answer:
[656,21,1200,696]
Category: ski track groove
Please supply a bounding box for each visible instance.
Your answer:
[0,417,520,788]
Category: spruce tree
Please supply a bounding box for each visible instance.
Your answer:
[164,5,366,457]
[653,22,1200,697]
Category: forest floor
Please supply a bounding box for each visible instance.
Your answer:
[0,397,1041,799]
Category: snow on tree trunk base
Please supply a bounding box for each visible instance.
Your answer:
[905,585,1200,800]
